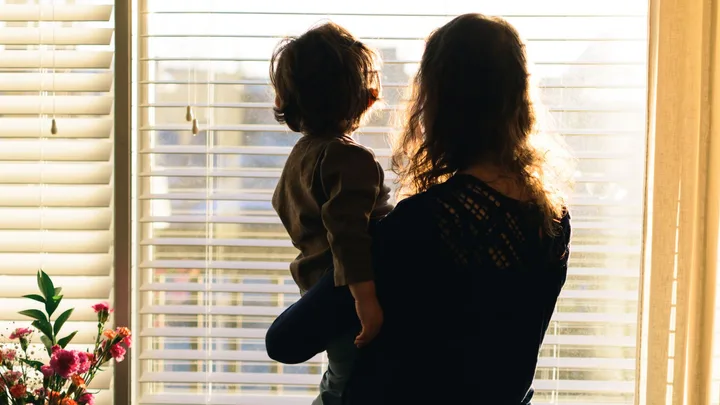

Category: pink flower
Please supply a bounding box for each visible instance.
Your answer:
[109,344,126,362]
[4,370,22,384]
[2,349,16,361]
[50,349,79,379]
[77,352,92,374]
[9,384,25,399]
[78,392,95,405]
[123,335,132,348]
[9,327,32,340]
[34,387,45,397]
[40,365,53,378]
[91,302,110,313]
[92,302,113,323]
[51,345,61,354]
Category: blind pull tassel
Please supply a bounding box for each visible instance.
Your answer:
[185,105,194,122]
[192,118,199,135]
[50,118,58,135]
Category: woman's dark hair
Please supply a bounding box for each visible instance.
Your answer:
[392,13,570,234]
[270,22,380,136]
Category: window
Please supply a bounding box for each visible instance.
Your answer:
[0,0,115,402]
[135,1,648,404]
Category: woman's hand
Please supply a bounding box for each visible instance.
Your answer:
[354,297,384,347]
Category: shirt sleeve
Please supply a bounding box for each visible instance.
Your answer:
[320,140,383,286]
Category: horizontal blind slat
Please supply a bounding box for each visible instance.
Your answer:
[0,4,113,22]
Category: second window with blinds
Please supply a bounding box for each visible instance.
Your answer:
[135,1,648,404]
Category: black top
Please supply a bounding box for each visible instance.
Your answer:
[345,174,572,405]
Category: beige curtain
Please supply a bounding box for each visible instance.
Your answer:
[641,0,720,403]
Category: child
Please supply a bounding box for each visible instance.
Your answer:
[269,22,393,405]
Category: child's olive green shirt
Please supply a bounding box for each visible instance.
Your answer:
[272,135,393,292]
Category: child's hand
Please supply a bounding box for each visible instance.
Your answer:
[354,297,384,347]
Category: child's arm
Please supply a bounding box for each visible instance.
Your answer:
[320,140,385,345]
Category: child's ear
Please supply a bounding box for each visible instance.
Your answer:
[367,88,379,108]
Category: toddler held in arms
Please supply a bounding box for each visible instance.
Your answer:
[268,22,392,405]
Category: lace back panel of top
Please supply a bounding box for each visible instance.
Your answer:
[435,178,543,271]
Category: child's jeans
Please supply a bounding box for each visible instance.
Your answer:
[264,271,359,404]
[312,332,357,405]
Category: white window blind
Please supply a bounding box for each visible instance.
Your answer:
[135,1,648,404]
[0,0,115,403]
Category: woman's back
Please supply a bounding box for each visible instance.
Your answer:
[347,174,571,404]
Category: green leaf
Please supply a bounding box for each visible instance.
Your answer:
[36,271,46,297]
[53,308,74,336]
[20,358,44,370]
[40,335,53,355]
[57,331,77,348]
[18,309,47,323]
[38,270,55,301]
[31,319,53,340]
[46,295,62,317]
[22,294,45,304]
[54,287,62,296]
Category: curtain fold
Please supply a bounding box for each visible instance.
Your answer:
[642,0,720,403]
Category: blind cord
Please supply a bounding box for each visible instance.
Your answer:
[50,3,57,135]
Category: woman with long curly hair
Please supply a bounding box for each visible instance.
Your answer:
[265,13,573,404]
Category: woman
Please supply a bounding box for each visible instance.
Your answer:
[266,13,572,405]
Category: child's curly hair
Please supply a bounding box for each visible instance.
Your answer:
[270,22,380,137]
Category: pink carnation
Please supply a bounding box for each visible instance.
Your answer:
[4,370,22,384]
[9,327,32,340]
[40,365,53,378]
[9,384,25,399]
[91,302,111,313]
[109,344,126,362]
[49,349,79,379]
[2,349,16,362]
[77,352,92,374]
[123,335,132,348]
[78,392,95,405]
[51,345,61,354]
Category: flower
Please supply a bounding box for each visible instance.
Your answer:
[52,345,61,354]
[115,327,131,338]
[34,387,46,397]
[92,302,112,323]
[41,365,54,378]
[9,384,26,399]
[77,352,92,374]
[123,335,133,348]
[4,370,22,384]
[2,349,16,361]
[78,392,95,405]
[50,349,79,378]
[109,344,126,362]
[102,329,116,340]
[60,398,77,405]
[71,374,86,389]
[91,302,110,313]
[9,327,32,340]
